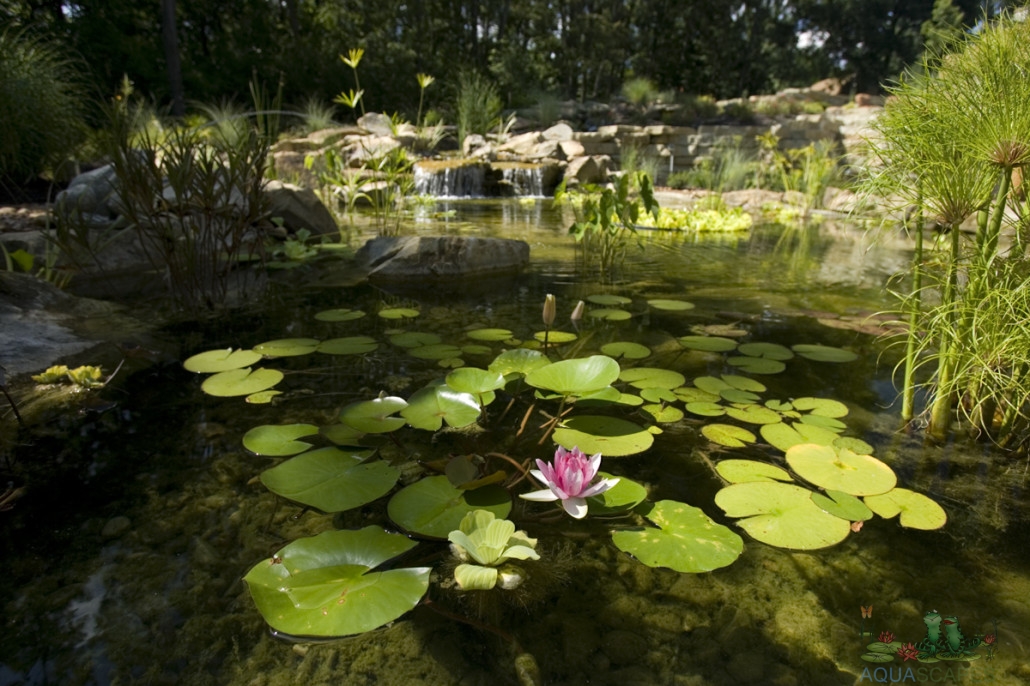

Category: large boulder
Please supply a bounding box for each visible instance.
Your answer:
[356,236,530,284]
[264,181,338,236]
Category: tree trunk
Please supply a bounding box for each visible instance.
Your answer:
[161,0,186,117]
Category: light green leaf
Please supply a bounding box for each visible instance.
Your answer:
[791,344,858,363]
[701,423,757,447]
[553,415,654,456]
[864,488,947,530]
[387,476,511,538]
[243,423,320,456]
[678,335,738,352]
[786,443,896,496]
[525,355,621,396]
[318,336,379,355]
[716,459,793,483]
[253,338,320,357]
[260,448,398,512]
[400,383,481,431]
[715,482,852,550]
[201,367,284,397]
[611,500,743,573]
[184,348,262,373]
[339,396,409,433]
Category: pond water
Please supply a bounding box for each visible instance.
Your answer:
[1,199,1028,686]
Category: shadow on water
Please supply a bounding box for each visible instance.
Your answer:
[0,201,1027,685]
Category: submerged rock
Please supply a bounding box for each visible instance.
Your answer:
[356,236,530,284]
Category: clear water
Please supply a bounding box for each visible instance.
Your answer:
[1,200,1027,686]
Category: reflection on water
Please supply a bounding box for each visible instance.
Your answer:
[0,200,1027,686]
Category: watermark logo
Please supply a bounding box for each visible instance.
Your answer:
[857,607,999,683]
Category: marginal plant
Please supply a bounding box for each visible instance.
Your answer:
[339,48,366,116]
[455,70,502,148]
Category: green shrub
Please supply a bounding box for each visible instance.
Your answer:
[455,71,501,147]
[0,28,89,187]
[622,77,659,107]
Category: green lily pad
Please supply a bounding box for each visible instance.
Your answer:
[760,421,839,452]
[811,489,873,522]
[792,397,849,418]
[243,423,320,456]
[765,399,793,412]
[834,436,874,455]
[701,423,757,448]
[642,404,684,423]
[726,356,786,374]
[525,355,621,396]
[714,481,852,550]
[611,500,743,573]
[792,344,858,363]
[321,423,367,446]
[378,307,420,320]
[587,308,632,321]
[722,375,767,393]
[253,338,320,357]
[533,330,579,344]
[675,387,721,404]
[314,308,366,322]
[339,395,409,433]
[488,348,550,377]
[461,344,492,356]
[640,388,679,403]
[400,383,481,431]
[587,474,648,514]
[678,335,738,352]
[798,413,847,432]
[466,328,514,342]
[246,390,282,404]
[387,476,511,538]
[719,388,761,404]
[693,376,731,395]
[318,336,379,355]
[725,404,783,425]
[600,342,652,360]
[552,415,654,457]
[619,367,686,390]
[647,298,694,311]
[390,332,442,348]
[445,367,507,399]
[201,367,284,397]
[686,401,726,417]
[587,294,632,306]
[184,348,263,373]
[737,342,794,360]
[864,488,947,530]
[785,443,896,496]
[244,527,430,637]
[861,652,897,663]
[716,459,792,483]
[261,448,397,512]
[409,343,463,360]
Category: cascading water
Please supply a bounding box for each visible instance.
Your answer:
[413,160,550,198]
[498,164,545,197]
[413,162,485,198]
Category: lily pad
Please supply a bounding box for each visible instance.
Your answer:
[466,328,514,342]
[378,307,420,320]
[339,395,408,433]
[864,488,947,530]
[246,390,282,404]
[786,443,896,496]
[600,342,652,360]
[390,332,441,348]
[488,349,550,377]
[587,308,632,321]
[261,448,397,512]
[737,342,794,360]
[387,476,511,538]
[834,436,874,455]
[321,423,367,446]
[701,423,757,448]
[798,414,847,431]
[243,527,430,637]
[675,387,721,404]
[611,500,743,573]
[760,421,839,452]
[587,474,648,514]
[253,338,321,357]
[314,308,366,322]
[642,404,684,423]
[792,397,849,418]
[400,383,482,431]
[678,335,738,352]
[725,404,783,425]
[647,298,694,311]
[201,367,284,397]
[714,481,852,550]
[552,415,654,457]
[719,388,761,404]
[722,375,767,393]
[716,459,792,483]
[587,294,632,306]
[640,387,678,403]
[811,489,873,522]
[318,336,379,355]
[532,330,579,344]
[693,376,731,394]
[243,423,320,456]
[619,367,686,390]
[792,344,858,363]
[445,367,506,399]
[525,355,620,396]
[686,401,726,417]
[409,343,463,360]
[184,348,262,373]
[726,356,786,374]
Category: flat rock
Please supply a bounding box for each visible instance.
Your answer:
[356,236,530,283]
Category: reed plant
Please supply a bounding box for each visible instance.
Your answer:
[455,71,502,148]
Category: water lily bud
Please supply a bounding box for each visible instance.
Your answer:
[542,293,556,327]
[570,300,585,324]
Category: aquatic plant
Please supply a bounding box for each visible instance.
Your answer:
[519,446,620,519]
[448,510,540,590]
[455,70,502,148]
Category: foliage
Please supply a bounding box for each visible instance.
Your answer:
[455,70,502,148]
[0,27,89,188]
[637,205,753,233]
[758,133,841,209]
[621,77,660,107]
[670,137,763,192]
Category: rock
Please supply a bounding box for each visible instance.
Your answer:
[356,236,530,283]
[497,131,543,157]
[854,92,884,107]
[564,155,611,186]
[357,112,394,137]
[810,77,843,95]
[102,516,131,539]
[558,140,586,159]
[540,122,574,141]
[53,164,120,223]
[263,181,338,236]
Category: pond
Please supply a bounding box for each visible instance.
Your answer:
[1,199,1028,686]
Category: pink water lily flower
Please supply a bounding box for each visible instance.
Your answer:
[520,446,619,519]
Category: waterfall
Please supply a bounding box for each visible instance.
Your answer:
[414,163,485,198]
[499,165,545,197]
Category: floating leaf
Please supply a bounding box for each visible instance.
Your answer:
[588,474,648,514]
[611,500,743,573]
[318,336,379,355]
[400,383,481,431]
[201,367,284,397]
[799,413,847,432]
[321,423,367,446]
[693,376,731,394]
[314,308,366,322]
[786,443,896,496]
[691,323,749,337]
[390,332,441,348]
[760,421,839,452]
[642,404,684,423]
[587,294,632,305]
[765,399,793,412]
[253,338,320,357]
[719,388,761,404]
[387,476,511,538]
[488,348,550,377]
[446,367,506,399]
[792,397,849,418]
[714,482,852,550]
[600,342,651,360]
[716,459,792,483]
[727,356,786,374]
[246,390,282,404]
[525,355,620,396]
[339,396,408,433]
[619,367,686,390]
[722,375,767,393]
[678,335,738,352]
[737,342,794,360]
[260,448,396,512]
[834,436,874,455]
[466,328,514,342]
[244,527,430,637]
[409,343,463,360]
[792,344,858,363]
[861,652,896,663]
[587,308,632,321]
[686,401,726,417]
[640,388,678,403]
[243,423,320,456]
[378,307,420,320]
[184,348,262,373]
[553,415,654,456]
[811,489,873,522]
[675,387,721,403]
[461,344,492,356]
[647,299,694,311]
[725,404,783,425]
[532,330,578,344]
[864,488,947,530]
[701,423,756,448]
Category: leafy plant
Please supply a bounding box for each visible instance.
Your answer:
[621,77,659,108]
[455,70,502,148]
